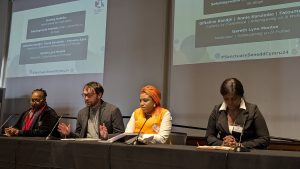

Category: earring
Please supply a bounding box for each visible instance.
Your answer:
[153,104,156,107]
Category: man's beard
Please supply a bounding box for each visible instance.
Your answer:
[32,103,45,110]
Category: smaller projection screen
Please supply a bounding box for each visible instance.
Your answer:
[173,0,300,65]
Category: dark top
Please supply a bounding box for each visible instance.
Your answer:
[14,105,59,137]
[206,102,270,149]
[69,100,125,138]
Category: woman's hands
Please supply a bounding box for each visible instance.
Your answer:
[223,135,238,147]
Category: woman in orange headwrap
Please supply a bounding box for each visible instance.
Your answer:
[125,85,172,144]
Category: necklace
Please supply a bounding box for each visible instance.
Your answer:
[227,110,240,125]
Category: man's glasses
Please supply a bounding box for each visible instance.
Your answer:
[81,93,96,98]
[31,99,44,103]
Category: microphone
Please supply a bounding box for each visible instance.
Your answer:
[0,113,19,134]
[132,113,151,145]
[46,113,69,140]
[234,114,250,152]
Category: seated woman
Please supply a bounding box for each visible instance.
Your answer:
[205,78,270,149]
[125,85,172,144]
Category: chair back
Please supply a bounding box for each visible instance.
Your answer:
[168,132,187,145]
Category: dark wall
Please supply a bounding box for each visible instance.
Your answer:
[103,0,169,115]
[0,0,10,123]
[0,0,10,80]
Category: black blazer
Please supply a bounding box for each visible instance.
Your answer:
[205,102,270,149]
[14,106,59,137]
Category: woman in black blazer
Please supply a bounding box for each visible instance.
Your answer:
[206,78,270,149]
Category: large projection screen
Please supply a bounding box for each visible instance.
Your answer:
[4,0,108,121]
[170,0,300,139]
[7,0,107,77]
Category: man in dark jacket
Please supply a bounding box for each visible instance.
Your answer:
[58,81,125,139]
[5,88,58,137]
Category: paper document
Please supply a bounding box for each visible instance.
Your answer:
[105,133,138,143]
[197,146,234,151]
[61,138,101,141]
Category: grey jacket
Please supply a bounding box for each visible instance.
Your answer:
[70,100,125,138]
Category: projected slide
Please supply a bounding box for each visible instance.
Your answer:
[173,0,300,65]
[6,0,107,77]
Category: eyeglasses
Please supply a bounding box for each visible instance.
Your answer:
[81,93,96,98]
[31,99,44,103]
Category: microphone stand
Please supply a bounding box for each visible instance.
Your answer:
[234,138,250,152]
[46,113,68,140]
[234,114,250,152]
[132,114,151,145]
[0,114,19,134]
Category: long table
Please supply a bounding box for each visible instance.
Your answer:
[0,136,299,169]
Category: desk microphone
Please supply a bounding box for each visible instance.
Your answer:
[0,113,19,132]
[46,113,69,140]
[234,114,250,152]
[132,113,151,145]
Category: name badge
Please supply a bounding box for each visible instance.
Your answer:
[232,125,243,133]
[152,123,160,133]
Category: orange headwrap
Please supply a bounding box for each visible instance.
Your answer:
[140,85,161,106]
